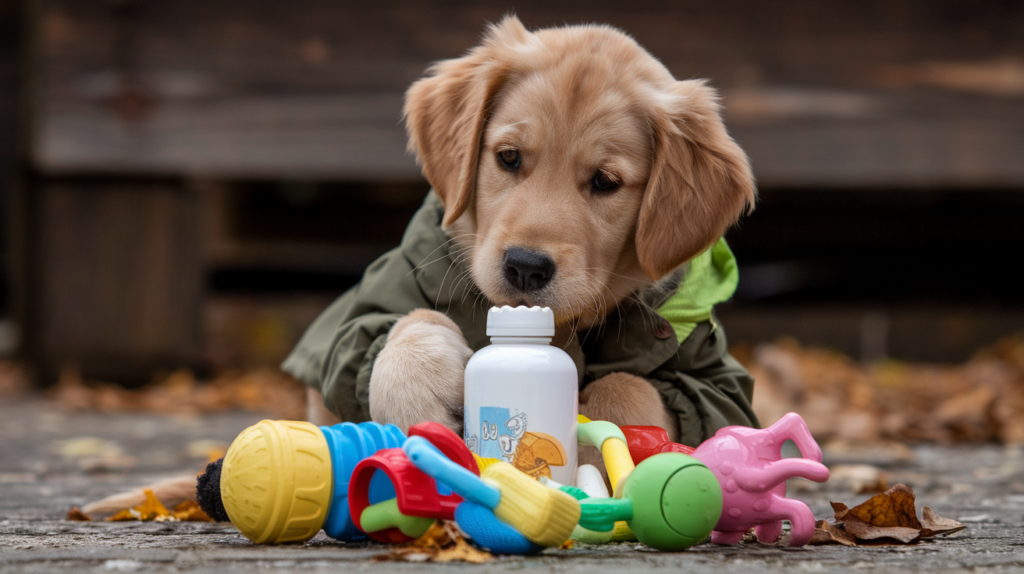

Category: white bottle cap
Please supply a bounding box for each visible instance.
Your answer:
[486,305,555,337]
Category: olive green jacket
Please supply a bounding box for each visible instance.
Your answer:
[281,192,759,446]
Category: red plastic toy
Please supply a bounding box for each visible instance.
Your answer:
[348,421,479,543]
[620,425,695,465]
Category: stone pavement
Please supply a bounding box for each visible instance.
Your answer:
[1,398,1023,573]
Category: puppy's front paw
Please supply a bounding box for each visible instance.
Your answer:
[579,372,679,441]
[369,309,473,433]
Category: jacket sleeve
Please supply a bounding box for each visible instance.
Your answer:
[281,191,474,424]
[647,318,759,447]
[279,284,406,423]
[280,244,437,423]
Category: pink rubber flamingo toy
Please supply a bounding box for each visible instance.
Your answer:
[691,412,829,546]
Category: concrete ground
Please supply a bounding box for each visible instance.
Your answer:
[1,398,1023,573]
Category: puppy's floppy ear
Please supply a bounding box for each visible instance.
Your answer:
[404,16,530,228]
[637,80,756,279]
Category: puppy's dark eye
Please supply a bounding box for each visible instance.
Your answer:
[497,149,521,171]
[591,171,620,192]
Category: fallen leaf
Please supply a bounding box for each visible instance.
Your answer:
[810,520,856,546]
[738,334,1024,446]
[375,520,493,563]
[822,484,968,546]
[833,484,922,529]
[66,507,91,521]
[106,508,142,522]
[920,506,966,537]
[0,361,31,398]
[134,489,171,520]
[48,368,306,420]
[841,517,921,544]
[433,537,493,563]
[103,489,173,522]
[171,501,215,523]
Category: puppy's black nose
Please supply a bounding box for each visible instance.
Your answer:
[503,247,555,292]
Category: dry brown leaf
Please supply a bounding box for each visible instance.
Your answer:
[841,517,921,544]
[739,334,1024,445]
[809,520,856,546]
[104,489,173,522]
[823,484,967,546]
[375,520,493,563]
[106,509,141,522]
[920,506,966,537]
[171,501,215,523]
[432,536,493,563]
[833,484,922,529]
[66,507,91,521]
[48,368,305,420]
[134,489,171,520]
[0,361,31,398]
[409,521,452,548]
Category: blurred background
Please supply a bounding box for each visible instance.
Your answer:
[1,0,1022,446]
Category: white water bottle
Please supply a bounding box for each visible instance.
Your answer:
[463,305,578,484]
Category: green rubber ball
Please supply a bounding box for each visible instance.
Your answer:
[622,453,723,551]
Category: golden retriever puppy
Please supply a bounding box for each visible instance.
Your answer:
[297,15,757,445]
[83,16,760,516]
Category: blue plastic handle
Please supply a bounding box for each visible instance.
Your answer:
[402,436,502,510]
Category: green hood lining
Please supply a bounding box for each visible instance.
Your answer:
[656,238,738,344]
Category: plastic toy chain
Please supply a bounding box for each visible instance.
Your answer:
[618,413,830,547]
[346,422,481,544]
[346,428,574,554]
[402,435,582,550]
[571,418,639,542]
[573,417,724,551]
[577,418,635,496]
[620,425,695,463]
[216,419,407,545]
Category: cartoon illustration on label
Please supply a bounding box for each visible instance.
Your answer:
[505,412,527,439]
[471,406,567,478]
[498,434,515,460]
[477,406,511,461]
[512,432,568,479]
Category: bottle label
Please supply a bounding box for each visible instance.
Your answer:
[466,406,568,480]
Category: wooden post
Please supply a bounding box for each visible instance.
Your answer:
[21,180,203,383]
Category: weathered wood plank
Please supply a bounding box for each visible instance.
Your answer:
[1,0,19,201]
[29,0,1024,185]
[25,183,203,381]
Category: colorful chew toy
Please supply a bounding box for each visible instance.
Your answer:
[691,412,830,546]
[620,413,830,547]
[346,421,480,544]
[208,412,826,550]
[620,425,695,462]
[574,419,723,551]
[402,435,582,550]
[216,419,406,544]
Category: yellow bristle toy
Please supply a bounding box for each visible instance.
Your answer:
[483,461,581,547]
[403,436,580,548]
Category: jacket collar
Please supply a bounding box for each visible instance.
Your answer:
[401,192,480,311]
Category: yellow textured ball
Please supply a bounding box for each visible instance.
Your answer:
[220,420,333,544]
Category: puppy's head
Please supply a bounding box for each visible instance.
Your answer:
[405,16,755,327]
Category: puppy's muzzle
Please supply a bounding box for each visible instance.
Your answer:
[502,247,555,292]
